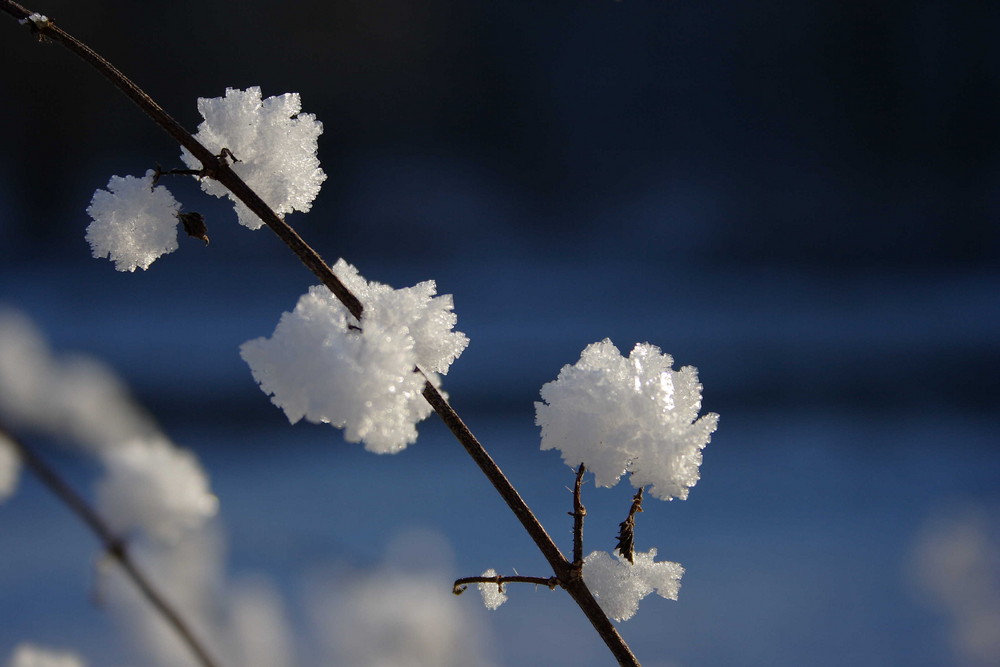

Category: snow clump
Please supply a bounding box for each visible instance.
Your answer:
[85,170,180,271]
[240,259,469,453]
[181,87,326,229]
[536,339,718,501]
[583,548,684,622]
[477,569,508,611]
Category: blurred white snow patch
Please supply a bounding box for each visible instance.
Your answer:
[97,437,218,544]
[240,259,468,453]
[223,577,296,667]
[477,569,508,610]
[6,644,85,667]
[583,548,683,622]
[101,523,223,667]
[0,432,19,503]
[912,505,1000,666]
[180,87,326,229]
[536,339,718,500]
[306,530,497,667]
[0,309,157,452]
[85,170,180,271]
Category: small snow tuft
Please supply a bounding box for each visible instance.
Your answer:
[477,569,508,610]
[240,260,468,453]
[583,548,683,622]
[535,339,718,501]
[85,170,180,271]
[180,87,326,229]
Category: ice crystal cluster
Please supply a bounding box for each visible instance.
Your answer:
[0,309,216,542]
[240,259,468,453]
[536,338,719,501]
[477,569,508,611]
[583,548,684,621]
[180,87,326,229]
[85,170,180,271]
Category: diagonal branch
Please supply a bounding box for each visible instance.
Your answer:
[0,424,220,667]
[0,5,640,665]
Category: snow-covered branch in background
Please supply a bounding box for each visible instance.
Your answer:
[240,259,469,453]
[0,431,18,503]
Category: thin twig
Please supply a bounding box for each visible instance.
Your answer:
[570,463,587,567]
[452,574,560,595]
[0,424,220,667]
[616,488,644,564]
[1,6,641,665]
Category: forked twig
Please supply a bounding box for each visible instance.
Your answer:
[0,4,640,665]
[0,425,220,667]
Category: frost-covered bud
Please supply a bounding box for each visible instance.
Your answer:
[0,432,20,503]
[583,548,683,622]
[7,643,86,667]
[536,339,718,501]
[477,569,508,610]
[97,437,218,544]
[180,87,326,229]
[86,170,181,271]
[240,260,468,453]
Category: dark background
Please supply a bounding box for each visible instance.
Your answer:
[1,1,998,665]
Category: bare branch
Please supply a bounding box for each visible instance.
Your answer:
[0,424,220,667]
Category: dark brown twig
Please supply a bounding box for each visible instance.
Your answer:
[0,424,220,667]
[452,574,560,595]
[570,463,587,567]
[1,5,641,665]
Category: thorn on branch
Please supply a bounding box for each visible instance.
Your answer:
[218,147,239,165]
[177,211,209,244]
[615,488,644,564]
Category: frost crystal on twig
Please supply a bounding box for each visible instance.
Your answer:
[180,87,326,229]
[85,170,181,271]
[477,569,508,610]
[583,548,683,622]
[536,339,719,500]
[240,259,468,453]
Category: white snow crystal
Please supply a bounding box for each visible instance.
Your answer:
[6,644,86,667]
[0,432,20,503]
[477,569,508,610]
[583,548,683,622]
[535,339,718,501]
[240,260,467,453]
[85,170,180,271]
[97,437,218,544]
[181,87,326,229]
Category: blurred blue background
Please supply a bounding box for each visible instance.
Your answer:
[1,1,999,665]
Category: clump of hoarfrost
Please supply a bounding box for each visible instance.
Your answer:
[477,569,508,610]
[97,436,218,544]
[240,260,468,453]
[536,339,718,501]
[0,432,19,503]
[583,548,684,622]
[180,87,326,230]
[85,170,180,271]
[6,643,86,667]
